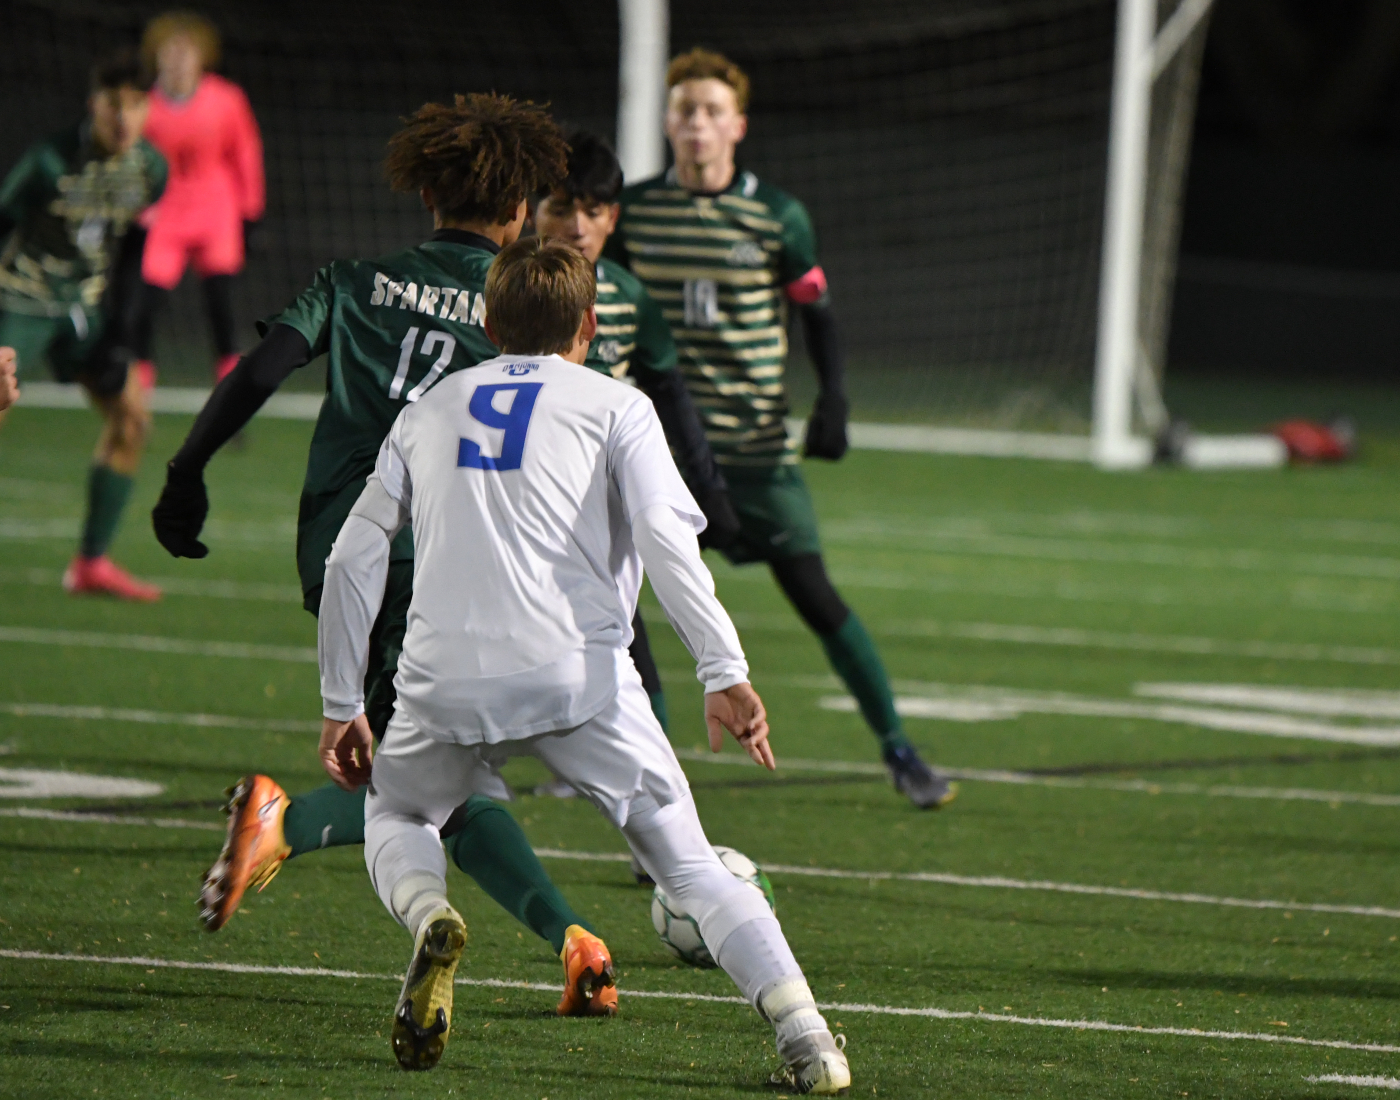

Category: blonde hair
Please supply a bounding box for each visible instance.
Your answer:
[485,238,596,355]
[666,47,750,113]
[142,11,220,73]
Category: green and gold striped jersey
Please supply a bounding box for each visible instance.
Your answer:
[0,123,166,316]
[586,256,677,380]
[609,168,819,467]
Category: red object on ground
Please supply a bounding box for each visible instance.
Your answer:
[1271,420,1352,463]
[141,74,264,288]
[62,556,162,602]
[214,352,241,384]
[132,359,157,391]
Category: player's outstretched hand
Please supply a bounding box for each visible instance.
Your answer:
[695,487,741,551]
[0,347,19,412]
[319,714,374,790]
[151,462,210,558]
[803,392,849,461]
[705,683,774,770]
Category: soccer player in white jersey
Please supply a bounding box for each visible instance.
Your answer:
[315,238,851,1092]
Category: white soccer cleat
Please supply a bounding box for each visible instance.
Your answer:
[770,1031,850,1095]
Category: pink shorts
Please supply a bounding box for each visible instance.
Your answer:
[141,214,245,288]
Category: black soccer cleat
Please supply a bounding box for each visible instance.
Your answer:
[884,745,958,810]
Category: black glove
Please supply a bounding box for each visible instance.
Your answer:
[152,462,210,558]
[804,392,849,460]
[694,486,742,551]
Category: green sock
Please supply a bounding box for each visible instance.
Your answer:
[819,613,910,754]
[446,796,592,954]
[79,464,133,558]
[648,691,669,733]
[282,783,367,857]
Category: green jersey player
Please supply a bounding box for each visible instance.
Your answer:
[0,50,167,601]
[532,128,739,745]
[149,95,619,1016]
[607,49,955,809]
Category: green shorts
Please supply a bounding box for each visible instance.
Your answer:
[0,305,107,385]
[721,463,823,565]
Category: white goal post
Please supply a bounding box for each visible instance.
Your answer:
[1093,0,1281,469]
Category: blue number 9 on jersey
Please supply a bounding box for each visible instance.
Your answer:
[457,382,543,472]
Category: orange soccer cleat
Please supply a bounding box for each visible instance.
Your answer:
[556,924,618,1017]
[62,555,161,602]
[199,775,292,931]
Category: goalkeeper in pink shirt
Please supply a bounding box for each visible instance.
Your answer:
[133,12,263,388]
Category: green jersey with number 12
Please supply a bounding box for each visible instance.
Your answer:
[611,168,819,468]
[269,230,499,597]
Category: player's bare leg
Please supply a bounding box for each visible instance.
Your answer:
[64,368,161,601]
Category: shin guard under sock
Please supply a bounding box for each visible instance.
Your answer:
[283,783,368,857]
[446,797,591,953]
[818,613,910,753]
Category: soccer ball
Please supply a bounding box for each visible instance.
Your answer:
[650,845,776,969]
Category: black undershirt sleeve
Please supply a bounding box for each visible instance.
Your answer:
[630,362,726,495]
[800,300,845,396]
[168,323,312,476]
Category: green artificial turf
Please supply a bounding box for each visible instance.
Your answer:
[2,405,1399,1098]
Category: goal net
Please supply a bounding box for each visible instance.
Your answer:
[1,0,1217,462]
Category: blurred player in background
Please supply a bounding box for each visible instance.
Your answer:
[0,50,166,601]
[150,95,618,1017]
[532,127,739,753]
[606,48,956,809]
[131,12,263,389]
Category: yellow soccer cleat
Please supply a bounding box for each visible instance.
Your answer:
[199,774,292,931]
[556,924,618,1017]
[391,907,468,1071]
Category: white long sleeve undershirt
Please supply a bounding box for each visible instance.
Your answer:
[318,478,403,722]
[631,502,748,694]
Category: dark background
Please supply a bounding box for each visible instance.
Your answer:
[2,0,1395,417]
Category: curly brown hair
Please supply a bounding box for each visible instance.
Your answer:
[386,94,569,226]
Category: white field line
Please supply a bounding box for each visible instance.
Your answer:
[720,612,1400,667]
[670,747,1400,809]
[0,701,317,733]
[1,806,1393,921]
[0,567,301,602]
[0,518,295,546]
[1,949,1395,1055]
[0,770,163,800]
[0,807,219,829]
[0,626,316,663]
[2,696,1392,808]
[1137,683,1400,719]
[1306,1077,1400,1090]
[819,520,1400,582]
[7,615,1395,671]
[819,689,1400,747]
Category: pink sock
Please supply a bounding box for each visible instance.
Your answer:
[133,360,157,390]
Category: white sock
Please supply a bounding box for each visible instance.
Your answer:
[757,976,831,1063]
[715,916,802,1004]
[389,871,452,938]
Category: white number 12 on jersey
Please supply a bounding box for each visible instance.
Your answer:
[389,326,457,402]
